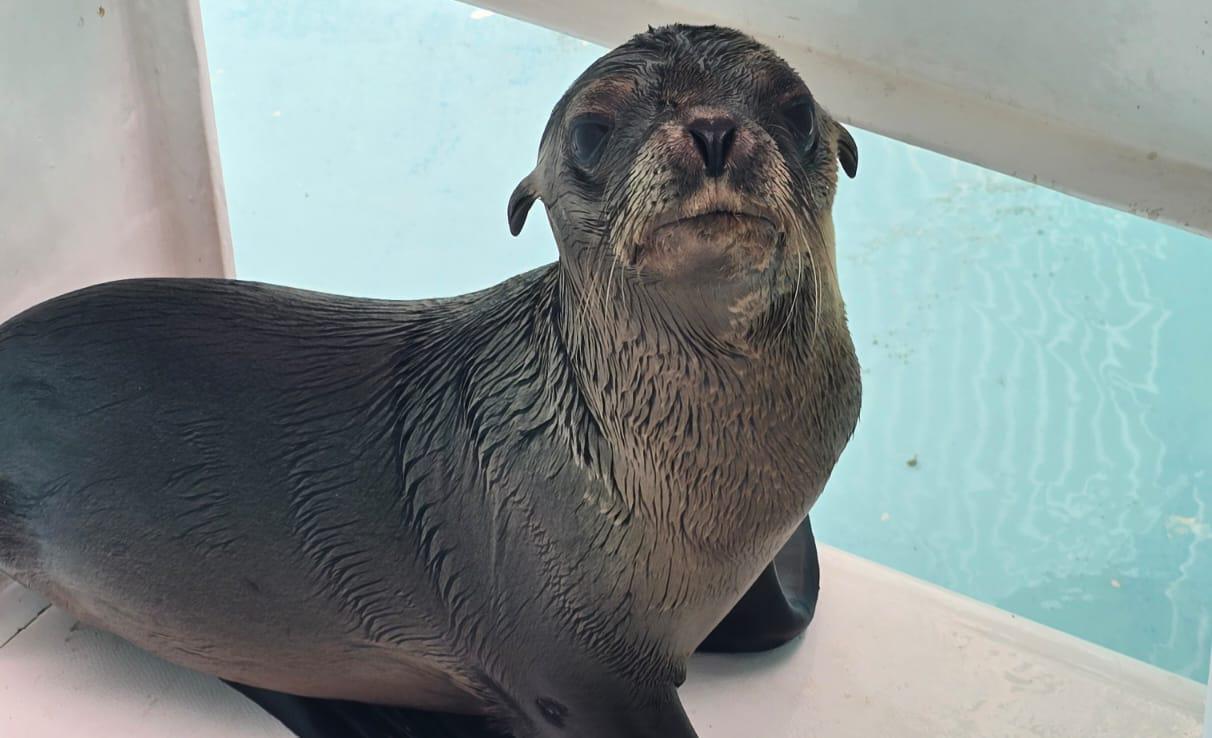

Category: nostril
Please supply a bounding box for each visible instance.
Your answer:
[720,127,736,167]
[686,118,738,178]
[689,128,712,171]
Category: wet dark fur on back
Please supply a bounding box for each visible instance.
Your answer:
[0,24,860,738]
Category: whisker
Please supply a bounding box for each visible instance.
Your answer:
[776,229,801,341]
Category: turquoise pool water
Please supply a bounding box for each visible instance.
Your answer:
[201,0,1212,683]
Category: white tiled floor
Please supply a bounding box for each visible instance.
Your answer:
[0,549,1204,737]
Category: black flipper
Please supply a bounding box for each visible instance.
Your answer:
[696,514,820,653]
[223,681,509,738]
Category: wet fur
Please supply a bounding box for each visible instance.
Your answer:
[0,25,860,738]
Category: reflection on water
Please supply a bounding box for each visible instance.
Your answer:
[202,0,1212,682]
[821,133,1212,680]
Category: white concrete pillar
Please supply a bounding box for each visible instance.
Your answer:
[0,0,232,322]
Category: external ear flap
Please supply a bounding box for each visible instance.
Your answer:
[836,125,858,179]
[508,174,539,237]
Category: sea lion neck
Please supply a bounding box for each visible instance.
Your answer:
[546,255,851,498]
[552,257,778,388]
[552,247,809,360]
[528,256,861,619]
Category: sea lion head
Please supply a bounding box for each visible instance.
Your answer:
[509,24,858,331]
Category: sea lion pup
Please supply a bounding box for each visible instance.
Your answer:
[0,24,860,738]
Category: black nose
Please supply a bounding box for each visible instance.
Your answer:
[686,118,737,178]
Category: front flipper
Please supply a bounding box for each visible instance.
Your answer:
[696,514,820,653]
[224,681,509,738]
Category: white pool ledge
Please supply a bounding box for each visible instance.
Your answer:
[475,0,1212,240]
[1,546,1203,737]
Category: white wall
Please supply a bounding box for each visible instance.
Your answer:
[475,0,1212,240]
[0,0,231,322]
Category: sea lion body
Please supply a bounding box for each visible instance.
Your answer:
[2,278,523,712]
[0,24,861,738]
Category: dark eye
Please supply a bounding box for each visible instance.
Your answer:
[570,114,612,168]
[780,96,817,155]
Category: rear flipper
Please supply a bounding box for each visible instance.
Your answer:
[696,514,820,653]
[224,681,509,738]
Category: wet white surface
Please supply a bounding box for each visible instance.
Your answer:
[0,548,1202,737]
